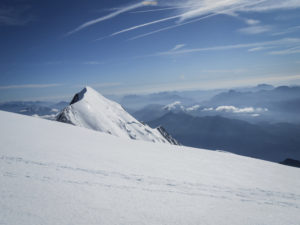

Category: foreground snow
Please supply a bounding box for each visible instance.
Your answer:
[0,110,300,225]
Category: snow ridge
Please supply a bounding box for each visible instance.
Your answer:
[57,86,177,144]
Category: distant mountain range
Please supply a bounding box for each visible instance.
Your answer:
[132,85,300,124]
[120,84,276,111]
[207,86,300,107]
[147,112,300,163]
[0,101,68,118]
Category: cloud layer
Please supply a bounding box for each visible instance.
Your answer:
[158,38,300,56]
[111,0,300,39]
[169,0,300,22]
[215,105,268,113]
[67,1,156,36]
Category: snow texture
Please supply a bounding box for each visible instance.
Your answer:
[57,86,172,144]
[1,110,300,225]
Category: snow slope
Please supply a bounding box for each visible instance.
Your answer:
[57,86,175,144]
[1,110,300,225]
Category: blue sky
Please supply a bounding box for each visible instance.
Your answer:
[0,0,300,102]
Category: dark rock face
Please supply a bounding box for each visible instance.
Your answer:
[70,93,80,105]
[157,126,180,145]
[56,108,73,125]
[69,88,87,105]
[280,159,300,168]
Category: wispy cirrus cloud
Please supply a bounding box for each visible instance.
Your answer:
[66,1,157,36]
[171,44,186,51]
[238,25,272,34]
[157,38,300,56]
[247,46,275,52]
[269,46,300,55]
[108,0,300,39]
[130,6,186,14]
[111,0,266,39]
[272,26,300,36]
[128,9,236,40]
[245,19,260,25]
[0,83,62,90]
[173,0,300,22]
[110,14,180,37]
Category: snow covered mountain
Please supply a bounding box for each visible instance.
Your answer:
[56,86,177,144]
[1,110,300,225]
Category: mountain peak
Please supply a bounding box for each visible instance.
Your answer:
[69,86,113,107]
[70,87,87,105]
[57,87,178,144]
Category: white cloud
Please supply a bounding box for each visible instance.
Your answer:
[202,107,214,111]
[66,1,157,36]
[120,1,257,39]
[111,14,180,37]
[175,0,251,22]
[87,0,300,40]
[247,46,275,52]
[216,106,254,113]
[245,19,260,25]
[131,6,186,13]
[215,106,268,113]
[0,83,62,90]
[186,105,200,111]
[172,44,186,51]
[172,0,300,22]
[128,13,219,40]
[238,25,272,34]
[163,101,182,110]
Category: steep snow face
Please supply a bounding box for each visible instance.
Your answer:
[57,87,171,144]
[1,110,300,225]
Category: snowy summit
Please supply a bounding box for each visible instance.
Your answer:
[57,86,178,144]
